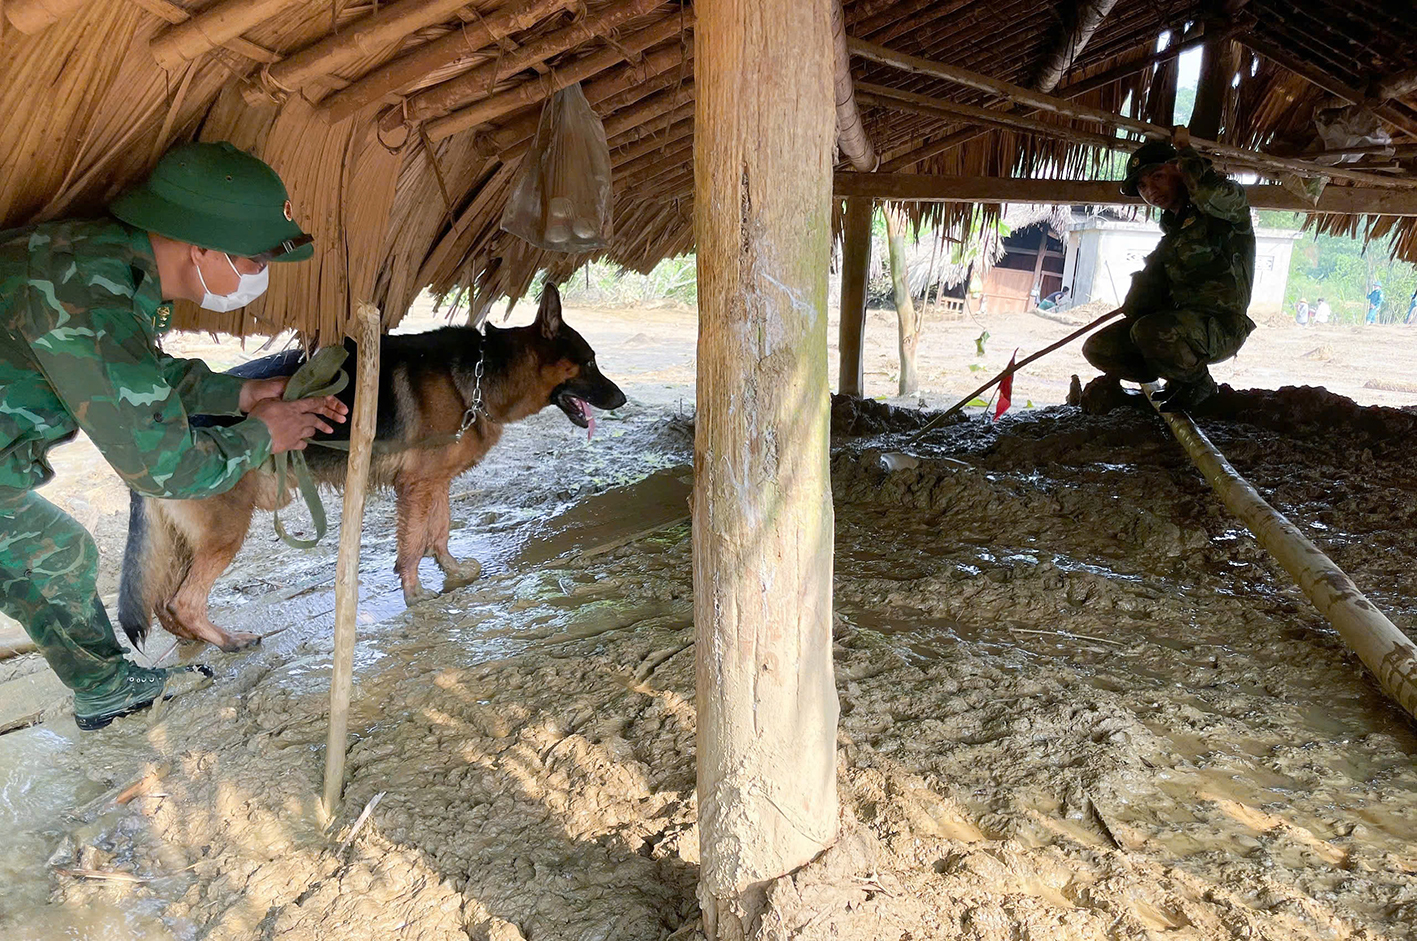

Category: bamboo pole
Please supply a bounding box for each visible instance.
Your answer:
[695,0,838,933]
[3,0,88,34]
[604,87,694,139]
[383,0,670,134]
[245,0,485,104]
[831,0,877,171]
[317,0,574,125]
[479,45,691,156]
[1147,390,1417,721]
[426,11,690,141]
[839,197,873,396]
[909,306,1124,442]
[1033,0,1119,93]
[322,302,382,818]
[832,172,1417,215]
[149,0,302,71]
[857,84,1135,153]
[849,37,1417,189]
[125,0,281,63]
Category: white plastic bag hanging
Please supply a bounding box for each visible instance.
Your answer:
[500,83,613,252]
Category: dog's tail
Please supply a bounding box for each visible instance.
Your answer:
[117,492,189,649]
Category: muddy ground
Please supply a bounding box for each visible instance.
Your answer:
[2,299,1417,940]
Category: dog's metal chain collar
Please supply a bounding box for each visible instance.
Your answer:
[457,343,487,441]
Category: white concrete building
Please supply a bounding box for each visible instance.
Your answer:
[1060,212,1302,316]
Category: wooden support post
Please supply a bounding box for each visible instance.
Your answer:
[694,0,838,934]
[1028,225,1050,301]
[839,197,872,396]
[321,302,381,818]
[149,0,302,71]
[883,205,919,396]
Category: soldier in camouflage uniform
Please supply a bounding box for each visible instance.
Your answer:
[1082,136,1257,411]
[0,142,346,730]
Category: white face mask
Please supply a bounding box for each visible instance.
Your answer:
[196,253,269,312]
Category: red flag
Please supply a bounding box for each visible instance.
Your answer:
[993,350,1018,421]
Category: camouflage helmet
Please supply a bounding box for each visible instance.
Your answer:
[110,142,313,262]
[1120,139,1179,197]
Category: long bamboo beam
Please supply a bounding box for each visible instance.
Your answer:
[1373,66,1417,103]
[245,0,487,104]
[849,37,1417,189]
[317,0,574,125]
[382,0,669,133]
[426,11,690,142]
[3,0,87,34]
[831,0,877,171]
[1148,390,1417,722]
[479,43,691,155]
[149,0,302,71]
[1034,0,1120,93]
[833,172,1417,215]
[125,0,280,63]
[857,83,1133,152]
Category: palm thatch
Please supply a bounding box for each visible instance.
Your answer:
[0,0,1413,341]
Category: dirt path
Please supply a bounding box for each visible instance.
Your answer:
[2,298,1416,940]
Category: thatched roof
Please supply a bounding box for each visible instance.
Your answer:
[2,0,1414,341]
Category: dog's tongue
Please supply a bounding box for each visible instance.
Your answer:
[583,402,596,442]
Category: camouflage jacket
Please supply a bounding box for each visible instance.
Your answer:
[1124,148,1256,320]
[0,219,271,496]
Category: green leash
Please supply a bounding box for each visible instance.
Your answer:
[271,346,349,550]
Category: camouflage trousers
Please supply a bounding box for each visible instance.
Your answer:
[1082,308,1255,383]
[0,487,130,694]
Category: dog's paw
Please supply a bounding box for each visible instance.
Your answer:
[403,585,438,606]
[440,558,482,591]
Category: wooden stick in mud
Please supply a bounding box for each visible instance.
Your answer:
[322,303,382,818]
[908,306,1123,442]
[1147,388,1417,722]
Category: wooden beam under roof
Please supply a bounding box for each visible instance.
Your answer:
[834,172,1417,215]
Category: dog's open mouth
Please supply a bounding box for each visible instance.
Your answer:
[557,393,597,440]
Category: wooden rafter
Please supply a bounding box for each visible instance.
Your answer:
[850,37,1417,188]
[834,172,1417,215]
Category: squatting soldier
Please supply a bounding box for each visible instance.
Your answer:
[1082,132,1257,411]
[0,142,347,730]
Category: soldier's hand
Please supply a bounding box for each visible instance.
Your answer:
[239,377,290,412]
[249,396,349,453]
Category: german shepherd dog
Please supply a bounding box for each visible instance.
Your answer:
[119,285,626,652]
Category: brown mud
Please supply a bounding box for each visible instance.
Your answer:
[2,302,1417,940]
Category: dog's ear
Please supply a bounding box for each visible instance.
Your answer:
[536,282,563,339]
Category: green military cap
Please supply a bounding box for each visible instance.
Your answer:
[110,141,313,262]
[1120,140,1179,197]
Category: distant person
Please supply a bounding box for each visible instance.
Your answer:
[1295,298,1310,325]
[1313,297,1331,324]
[1083,132,1255,411]
[1406,288,1417,325]
[1367,282,1384,324]
[1038,286,1070,310]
